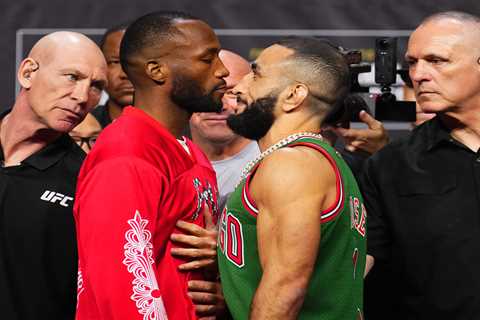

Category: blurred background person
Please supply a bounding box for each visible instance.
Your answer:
[69,113,102,153]
[190,49,260,211]
[91,23,133,127]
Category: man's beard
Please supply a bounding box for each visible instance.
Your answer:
[171,75,222,113]
[226,95,277,141]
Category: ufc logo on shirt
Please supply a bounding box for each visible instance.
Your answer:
[40,190,74,207]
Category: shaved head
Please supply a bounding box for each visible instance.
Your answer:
[16,31,107,133]
[421,11,480,28]
[406,11,480,114]
[417,11,480,56]
[29,31,105,68]
[219,50,251,89]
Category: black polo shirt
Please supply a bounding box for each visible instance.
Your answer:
[360,116,480,319]
[0,134,85,320]
[90,103,112,128]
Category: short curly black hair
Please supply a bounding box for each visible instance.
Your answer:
[119,11,197,78]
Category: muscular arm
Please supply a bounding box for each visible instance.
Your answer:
[248,146,337,320]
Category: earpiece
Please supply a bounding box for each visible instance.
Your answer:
[24,60,39,80]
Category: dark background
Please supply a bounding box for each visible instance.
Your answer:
[2,0,479,110]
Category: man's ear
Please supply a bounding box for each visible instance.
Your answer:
[18,58,39,89]
[145,59,168,84]
[282,83,309,112]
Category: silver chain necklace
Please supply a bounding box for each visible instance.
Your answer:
[238,132,324,186]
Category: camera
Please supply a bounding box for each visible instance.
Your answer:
[334,37,416,124]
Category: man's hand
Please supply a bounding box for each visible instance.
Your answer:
[334,110,389,154]
[171,206,218,271]
[365,254,375,278]
[188,280,227,320]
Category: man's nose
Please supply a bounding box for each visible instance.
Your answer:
[214,58,230,79]
[119,68,129,80]
[409,60,432,83]
[231,72,252,97]
[71,81,89,104]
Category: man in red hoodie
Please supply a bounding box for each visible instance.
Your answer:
[74,11,229,319]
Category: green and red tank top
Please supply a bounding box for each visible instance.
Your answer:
[217,135,366,320]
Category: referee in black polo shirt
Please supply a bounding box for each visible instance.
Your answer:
[361,11,480,320]
[0,32,106,319]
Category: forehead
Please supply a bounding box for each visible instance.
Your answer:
[220,53,250,87]
[407,20,472,57]
[71,115,102,136]
[224,67,249,88]
[255,45,295,71]
[47,46,107,78]
[174,20,220,54]
[102,30,124,55]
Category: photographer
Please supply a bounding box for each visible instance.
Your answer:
[331,110,389,154]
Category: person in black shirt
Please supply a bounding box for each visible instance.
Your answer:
[91,23,133,127]
[361,11,480,319]
[0,31,107,320]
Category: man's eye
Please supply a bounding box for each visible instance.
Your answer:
[66,74,78,81]
[406,59,416,66]
[428,57,447,64]
[107,60,120,66]
[91,83,104,92]
[89,87,101,95]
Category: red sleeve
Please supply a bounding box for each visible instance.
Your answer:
[74,157,170,320]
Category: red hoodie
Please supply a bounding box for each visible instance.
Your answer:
[74,107,218,320]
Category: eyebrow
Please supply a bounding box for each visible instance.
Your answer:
[405,53,449,61]
[198,47,220,57]
[59,68,85,76]
[60,68,107,87]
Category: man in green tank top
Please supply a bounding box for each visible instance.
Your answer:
[217,37,366,319]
